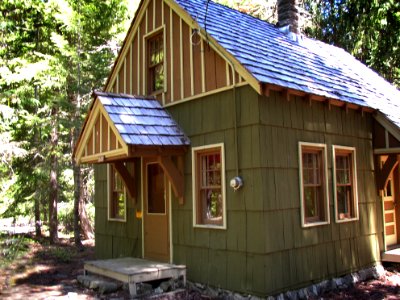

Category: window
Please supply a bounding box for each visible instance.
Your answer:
[299,142,329,227]
[333,146,358,222]
[192,144,226,229]
[147,32,164,94]
[108,164,126,221]
[147,163,166,214]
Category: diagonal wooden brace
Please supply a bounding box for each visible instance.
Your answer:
[113,162,136,202]
[376,154,399,191]
[158,156,185,204]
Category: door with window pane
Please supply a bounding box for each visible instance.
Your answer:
[143,158,169,262]
[384,172,397,246]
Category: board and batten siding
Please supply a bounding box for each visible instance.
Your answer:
[106,0,243,103]
[167,85,382,296]
[94,160,142,259]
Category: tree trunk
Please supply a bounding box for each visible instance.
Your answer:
[34,195,42,237]
[49,107,59,244]
[71,91,84,249]
[73,159,83,249]
[79,176,94,239]
[34,86,42,238]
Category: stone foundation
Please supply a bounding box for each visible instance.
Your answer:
[186,264,385,299]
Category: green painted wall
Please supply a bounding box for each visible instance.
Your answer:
[167,85,382,296]
[93,84,382,297]
[94,160,142,259]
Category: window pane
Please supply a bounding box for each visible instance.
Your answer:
[195,147,224,226]
[385,178,393,197]
[336,155,351,184]
[302,152,320,185]
[148,33,164,93]
[110,165,126,220]
[337,186,352,219]
[200,188,223,223]
[301,145,327,225]
[304,186,322,219]
[334,149,357,221]
[147,163,165,214]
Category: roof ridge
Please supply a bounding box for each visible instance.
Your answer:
[93,90,156,100]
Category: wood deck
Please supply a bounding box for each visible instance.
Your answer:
[382,247,400,263]
[84,257,186,296]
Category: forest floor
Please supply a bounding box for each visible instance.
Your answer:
[1,232,400,299]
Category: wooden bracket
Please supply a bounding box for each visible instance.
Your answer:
[113,162,136,202]
[305,94,312,106]
[282,89,290,101]
[376,154,399,191]
[158,156,185,204]
[261,83,270,97]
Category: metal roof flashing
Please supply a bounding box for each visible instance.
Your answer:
[278,25,304,44]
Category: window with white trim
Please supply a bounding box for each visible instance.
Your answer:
[299,142,330,227]
[192,144,226,229]
[108,164,126,221]
[333,146,358,222]
[147,31,164,94]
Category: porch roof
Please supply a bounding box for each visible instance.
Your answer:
[74,91,190,164]
[96,92,190,147]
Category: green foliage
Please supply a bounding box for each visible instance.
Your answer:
[304,0,400,87]
[47,246,74,263]
[58,201,74,232]
[0,233,34,267]
[0,0,131,234]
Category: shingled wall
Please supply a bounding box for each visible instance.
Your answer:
[94,160,143,259]
[167,84,383,296]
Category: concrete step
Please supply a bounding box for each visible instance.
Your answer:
[77,274,121,294]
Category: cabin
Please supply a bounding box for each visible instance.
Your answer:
[74,0,400,297]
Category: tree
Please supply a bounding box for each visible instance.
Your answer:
[0,0,130,245]
[304,0,400,87]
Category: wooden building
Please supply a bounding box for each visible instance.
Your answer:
[74,0,400,296]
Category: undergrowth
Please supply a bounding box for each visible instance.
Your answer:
[0,233,34,267]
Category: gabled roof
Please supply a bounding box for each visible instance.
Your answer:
[96,92,190,147]
[175,0,400,127]
[74,92,190,164]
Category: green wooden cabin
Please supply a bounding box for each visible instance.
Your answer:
[75,0,400,296]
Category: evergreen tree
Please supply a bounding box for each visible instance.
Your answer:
[304,0,400,87]
[0,0,130,244]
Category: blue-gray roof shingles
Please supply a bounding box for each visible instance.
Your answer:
[97,93,190,147]
[175,0,400,127]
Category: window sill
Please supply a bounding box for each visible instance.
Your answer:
[335,217,359,223]
[193,224,227,230]
[150,90,164,97]
[302,220,330,228]
[108,217,127,223]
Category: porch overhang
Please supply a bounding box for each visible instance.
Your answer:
[74,91,190,203]
[373,112,400,191]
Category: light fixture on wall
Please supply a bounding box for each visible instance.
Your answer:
[230,176,243,191]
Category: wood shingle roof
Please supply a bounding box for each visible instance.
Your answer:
[175,0,400,127]
[96,92,190,147]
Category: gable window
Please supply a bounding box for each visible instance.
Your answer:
[299,142,329,227]
[108,164,126,221]
[147,32,164,94]
[333,146,358,222]
[192,144,226,229]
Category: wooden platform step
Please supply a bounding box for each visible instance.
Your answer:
[382,248,400,263]
[84,257,186,297]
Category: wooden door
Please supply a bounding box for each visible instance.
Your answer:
[143,158,170,262]
[384,173,397,246]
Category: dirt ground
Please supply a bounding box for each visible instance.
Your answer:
[1,235,400,299]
